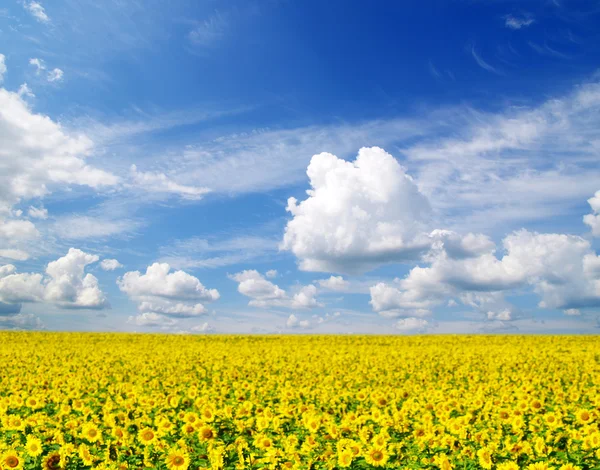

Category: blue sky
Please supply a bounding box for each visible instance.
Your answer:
[1,0,600,334]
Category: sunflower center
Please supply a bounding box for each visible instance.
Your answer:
[143,431,154,440]
[372,451,383,461]
[6,456,19,468]
[173,456,184,465]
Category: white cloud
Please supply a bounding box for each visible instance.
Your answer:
[281,147,432,274]
[0,265,16,278]
[191,322,214,333]
[29,58,46,74]
[28,206,47,219]
[394,317,429,333]
[129,164,210,200]
[17,83,35,99]
[0,270,44,303]
[429,230,496,259]
[370,229,600,317]
[44,248,109,309]
[504,14,534,29]
[265,269,278,278]
[24,1,49,23]
[312,311,342,325]
[137,300,207,318]
[0,248,108,309]
[29,60,63,83]
[152,118,430,200]
[0,249,30,261]
[47,68,64,83]
[0,219,39,240]
[0,86,118,214]
[584,190,600,236]
[119,263,219,326]
[0,218,40,261]
[0,312,44,330]
[100,259,122,271]
[486,309,513,321]
[0,55,6,83]
[231,270,322,309]
[460,292,518,321]
[127,312,177,328]
[317,275,349,291]
[286,313,310,329]
[118,262,219,301]
[564,308,581,316]
[231,270,286,303]
[291,285,321,309]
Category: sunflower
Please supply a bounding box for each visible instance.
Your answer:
[183,412,199,424]
[26,396,43,409]
[256,436,273,449]
[81,423,102,443]
[306,417,320,433]
[7,416,26,431]
[364,446,389,467]
[78,444,94,466]
[530,399,543,412]
[201,405,216,422]
[138,427,158,446]
[1,450,23,470]
[477,448,493,470]
[42,452,62,470]
[165,449,190,470]
[181,422,196,435]
[559,465,581,470]
[25,435,43,457]
[111,426,127,443]
[544,412,560,428]
[337,449,353,468]
[158,417,175,434]
[527,463,552,470]
[198,424,215,442]
[575,409,593,425]
[497,462,520,470]
[433,453,453,470]
[71,399,84,411]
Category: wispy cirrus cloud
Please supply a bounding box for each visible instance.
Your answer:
[188,11,229,48]
[504,14,534,30]
[528,41,570,59]
[90,76,600,237]
[470,45,503,75]
[159,235,280,270]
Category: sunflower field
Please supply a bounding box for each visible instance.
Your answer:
[0,333,599,470]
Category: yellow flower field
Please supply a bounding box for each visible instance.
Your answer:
[0,333,599,470]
